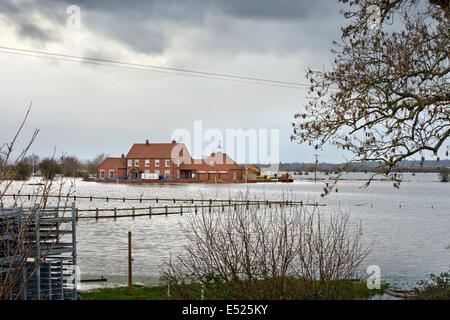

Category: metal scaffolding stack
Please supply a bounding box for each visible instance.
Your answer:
[0,203,78,300]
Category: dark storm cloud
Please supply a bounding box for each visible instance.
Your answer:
[0,0,342,54]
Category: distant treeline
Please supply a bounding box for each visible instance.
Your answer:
[244,160,450,174]
[0,154,107,181]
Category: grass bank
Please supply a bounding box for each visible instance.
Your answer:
[80,281,387,300]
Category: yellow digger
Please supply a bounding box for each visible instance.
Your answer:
[279,173,293,182]
[245,165,269,180]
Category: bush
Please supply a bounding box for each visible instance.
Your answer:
[13,161,32,180]
[413,271,449,300]
[39,158,62,180]
[162,195,372,300]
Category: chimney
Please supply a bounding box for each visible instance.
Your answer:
[121,153,125,158]
[146,139,150,145]
[172,138,176,144]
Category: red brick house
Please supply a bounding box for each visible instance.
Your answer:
[97,139,243,182]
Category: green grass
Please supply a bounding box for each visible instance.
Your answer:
[80,285,168,300]
[80,280,387,300]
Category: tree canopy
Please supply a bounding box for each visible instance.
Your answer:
[292,0,449,188]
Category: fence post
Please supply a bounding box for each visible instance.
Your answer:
[132,207,135,219]
[114,208,117,220]
[165,205,168,216]
[95,208,99,221]
[149,206,152,218]
[128,231,132,295]
[209,203,211,213]
[180,205,183,216]
[195,205,198,214]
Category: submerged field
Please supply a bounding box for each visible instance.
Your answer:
[3,172,449,292]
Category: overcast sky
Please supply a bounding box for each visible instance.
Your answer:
[0,0,356,163]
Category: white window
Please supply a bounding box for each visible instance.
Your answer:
[100,170,105,179]
[145,159,150,166]
[145,170,150,174]
[165,159,170,167]
[135,159,139,166]
[109,170,114,179]
[127,159,132,167]
[233,172,237,180]
[211,161,215,166]
[155,170,160,177]
[165,170,170,179]
[155,160,160,167]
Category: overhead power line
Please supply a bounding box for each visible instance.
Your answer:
[0,45,311,89]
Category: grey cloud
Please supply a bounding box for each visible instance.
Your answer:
[0,0,341,55]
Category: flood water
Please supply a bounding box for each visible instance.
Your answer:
[2,172,449,291]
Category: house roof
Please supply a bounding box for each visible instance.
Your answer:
[181,153,242,171]
[98,157,127,169]
[126,142,189,159]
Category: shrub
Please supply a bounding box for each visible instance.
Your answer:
[162,195,372,300]
[39,158,62,180]
[13,161,32,180]
[413,271,449,300]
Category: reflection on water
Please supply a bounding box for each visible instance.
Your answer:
[3,173,450,290]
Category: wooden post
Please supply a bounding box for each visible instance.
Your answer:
[95,208,99,220]
[195,205,198,214]
[114,208,117,220]
[132,207,135,219]
[128,231,132,295]
[165,205,168,216]
[149,206,152,218]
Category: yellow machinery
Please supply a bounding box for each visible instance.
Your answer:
[245,165,261,175]
[279,173,293,182]
[245,165,269,180]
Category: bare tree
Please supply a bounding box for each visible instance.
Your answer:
[292,0,449,190]
[0,104,74,299]
[162,195,372,300]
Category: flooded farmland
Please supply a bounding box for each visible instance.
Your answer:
[2,172,449,290]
